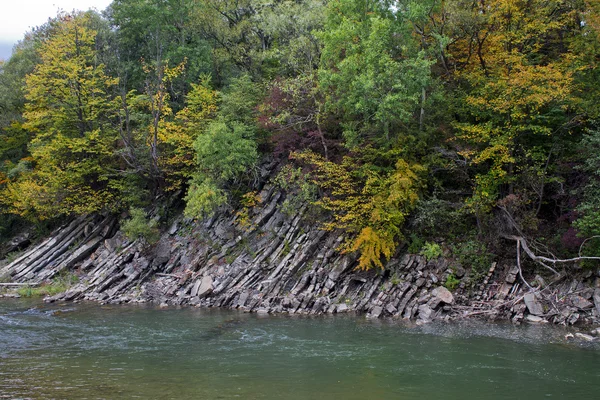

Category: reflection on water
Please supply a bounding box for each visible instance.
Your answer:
[0,298,599,399]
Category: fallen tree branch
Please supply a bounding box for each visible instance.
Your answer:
[506,235,600,273]
[515,240,533,289]
[460,294,527,318]
[0,282,41,286]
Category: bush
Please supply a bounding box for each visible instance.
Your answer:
[420,242,443,261]
[121,207,160,244]
[452,239,493,277]
[444,273,460,291]
[407,234,425,254]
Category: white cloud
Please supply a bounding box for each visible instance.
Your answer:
[0,0,113,42]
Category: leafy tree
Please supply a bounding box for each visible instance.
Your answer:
[574,129,600,254]
[183,76,261,218]
[107,0,212,99]
[448,0,581,218]
[1,12,120,220]
[319,0,432,148]
[160,75,218,191]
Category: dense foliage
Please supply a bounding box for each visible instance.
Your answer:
[1,0,599,270]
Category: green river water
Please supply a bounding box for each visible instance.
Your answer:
[0,298,599,399]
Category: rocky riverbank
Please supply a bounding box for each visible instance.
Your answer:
[1,177,600,331]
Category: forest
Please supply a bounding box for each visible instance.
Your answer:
[1,0,599,273]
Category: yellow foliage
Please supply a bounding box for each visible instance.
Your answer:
[349,227,395,270]
[450,0,578,210]
[235,191,263,231]
[292,151,423,270]
[154,76,218,191]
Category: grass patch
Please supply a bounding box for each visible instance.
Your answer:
[17,271,79,297]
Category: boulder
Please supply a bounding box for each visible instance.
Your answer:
[385,303,397,315]
[525,315,547,323]
[368,306,383,318]
[151,240,171,269]
[196,275,214,298]
[418,304,433,321]
[432,286,454,304]
[336,303,349,313]
[524,293,544,316]
[570,295,593,310]
[575,332,596,342]
[593,288,600,315]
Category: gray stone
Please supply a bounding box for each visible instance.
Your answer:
[570,295,593,310]
[453,266,465,278]
[190,279,202,297]
[431,286,454,304]
[567,312,580,325]
[385,303,397,315]
[593,288,600,315]
[418,304,433,321]
[524,293,544,316]
[428,297,442,310]
[104,237,122,253]
[152,240,171,269]
[368,306,383,319]
[525,315,547,323]
[505,266,519,284]
[168,221,179,235]
[238,291,250,307]
[575,332,596,342]
[197,275,214,298]
[336,303,349,313]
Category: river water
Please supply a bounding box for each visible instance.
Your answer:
[0,299,599,399]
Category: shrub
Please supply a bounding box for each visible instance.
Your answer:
[420,242,443,261]
[452,239,493,277]
[444,273,460,291]
[407,234,425,254]
[121,207,160,244]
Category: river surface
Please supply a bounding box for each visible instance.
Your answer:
[0,299,599,399]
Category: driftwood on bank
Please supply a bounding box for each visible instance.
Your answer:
[0,282,41,286]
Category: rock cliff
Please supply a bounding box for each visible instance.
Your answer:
[1,176,600,327]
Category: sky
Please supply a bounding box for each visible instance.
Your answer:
[0,0,113,61]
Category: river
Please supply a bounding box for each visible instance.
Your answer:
[0,299,599,399]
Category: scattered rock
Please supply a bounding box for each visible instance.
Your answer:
[571,295,593,310]
[525,315,547,323]
[151,240,171,269]
[168,221,179,236]
[575,332,596,342]
[524,293,544,316]
[104,237,122,253]
[197,275,214,298]
[567,313,580,325]
[368,306,383,319]
[431,286,454,304]
[336,303,349,313]
[385,303,397,315]
[418,304,433,321]
[593,288,600,315]
[453,266,465,278]
[505,266,519,284]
